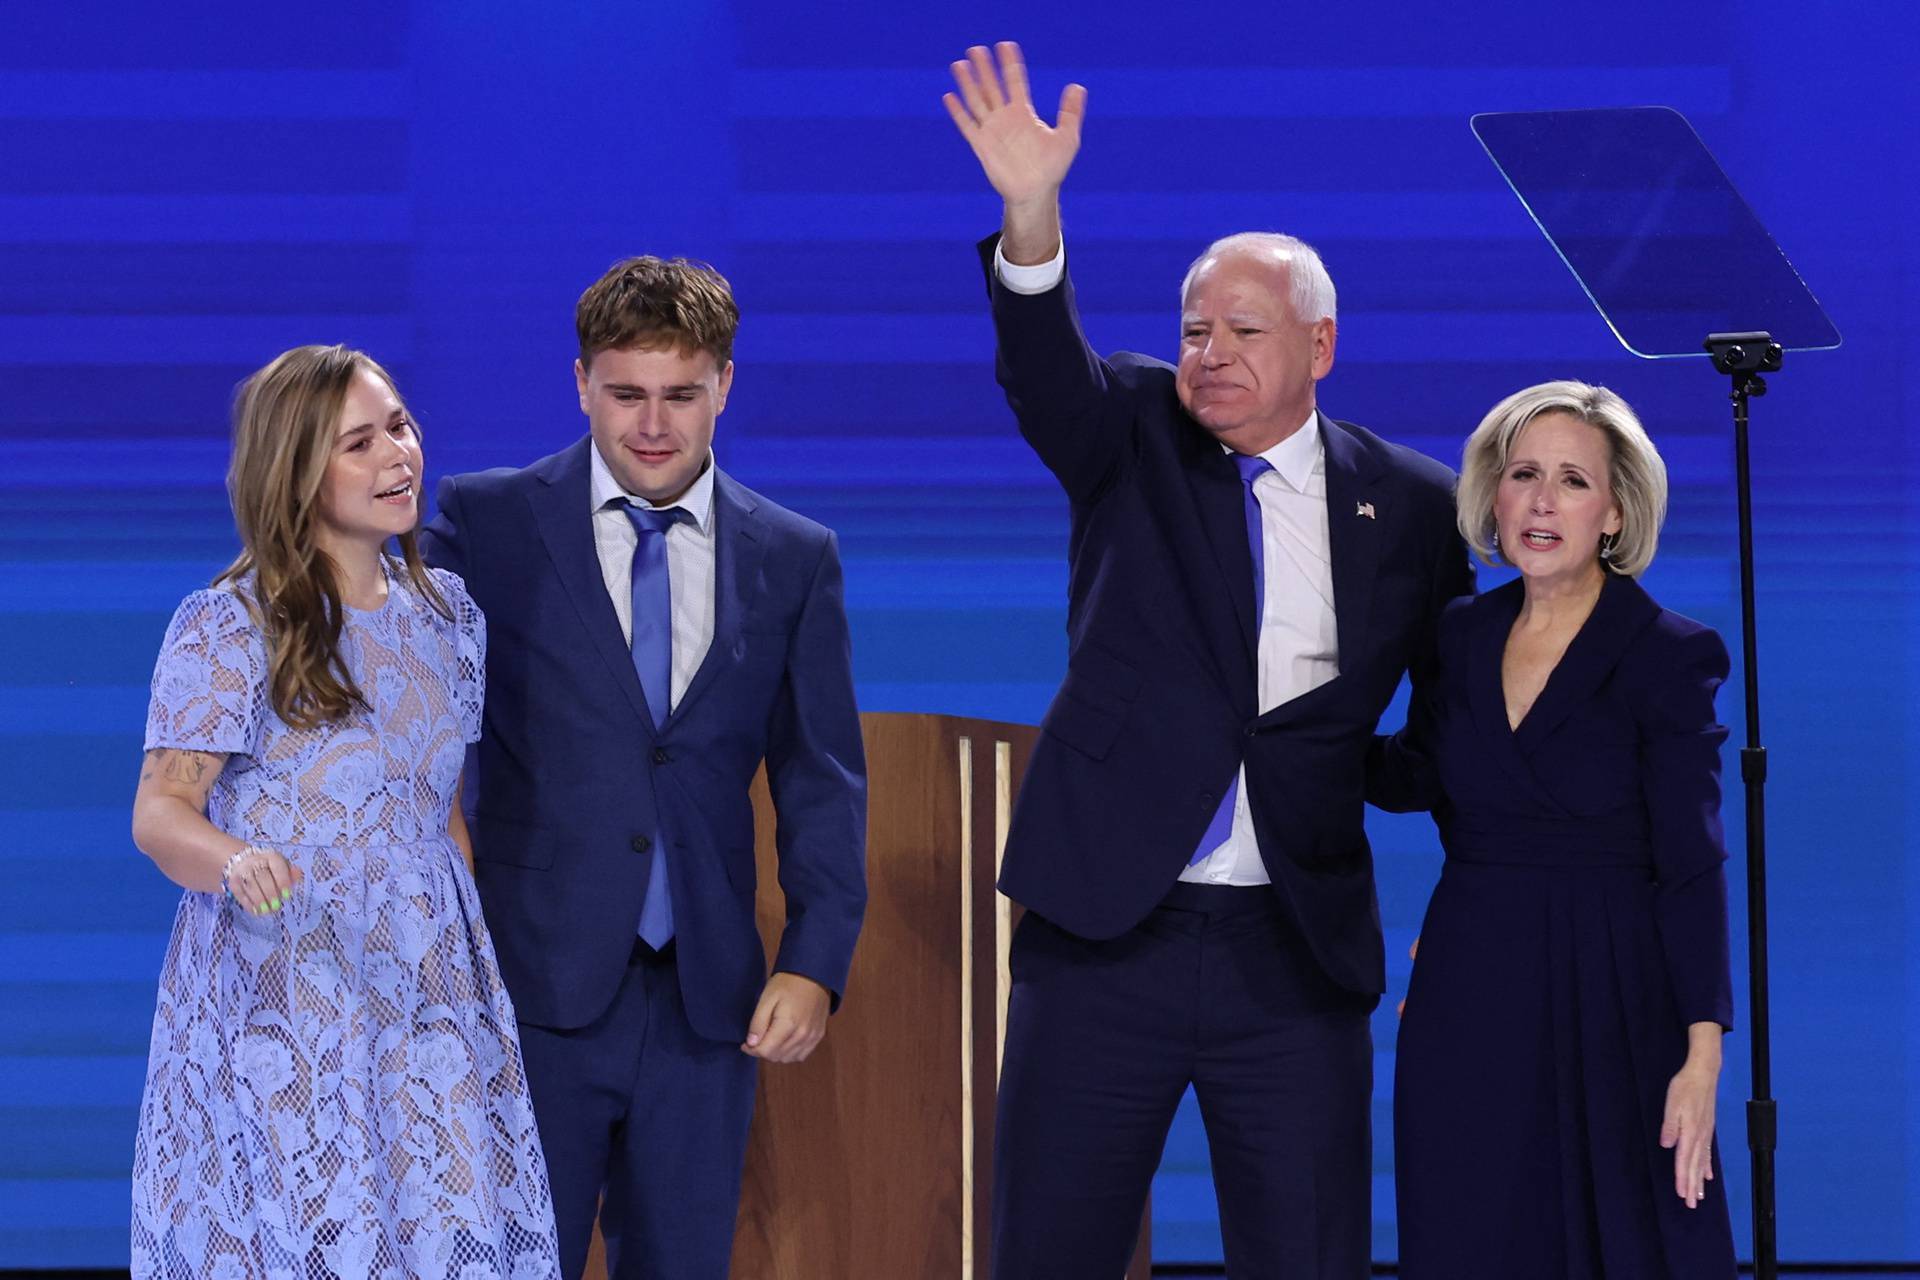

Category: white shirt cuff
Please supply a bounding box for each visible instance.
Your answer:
[993,240,1066,295]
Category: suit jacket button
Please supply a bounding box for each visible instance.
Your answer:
[630,835,651,853]
[1200,792,1216,809]
[652,747,670,765]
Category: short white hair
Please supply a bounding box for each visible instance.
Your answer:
[1180,232,1338,323]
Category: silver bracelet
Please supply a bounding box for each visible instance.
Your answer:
[220,845,255,901]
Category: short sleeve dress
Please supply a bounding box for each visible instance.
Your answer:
[130,566,560,1280]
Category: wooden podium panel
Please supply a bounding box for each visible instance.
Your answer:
[586,712,1151,1279]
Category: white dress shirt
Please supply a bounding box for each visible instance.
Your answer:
[1181,421,1340,885]
[993,241,1341,886]
[994,239,1068,294]
[588,442,718,711]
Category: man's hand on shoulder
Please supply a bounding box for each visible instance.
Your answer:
[742,971,833,1064]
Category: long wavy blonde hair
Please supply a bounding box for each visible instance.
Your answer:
[214,344,449,729]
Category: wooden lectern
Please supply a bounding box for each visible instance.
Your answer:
[585,712,1151,1279]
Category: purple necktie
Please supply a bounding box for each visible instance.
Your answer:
[1190,454,1272,865]
[623,503,688,946]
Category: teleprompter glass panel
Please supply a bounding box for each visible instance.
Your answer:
[1472,107,1840,358]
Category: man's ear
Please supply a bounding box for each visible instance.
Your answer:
[1310,317,1338,381]
[714,359,735,413]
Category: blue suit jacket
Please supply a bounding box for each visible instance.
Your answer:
[985,238,1474,999]
[421,438,866,1040]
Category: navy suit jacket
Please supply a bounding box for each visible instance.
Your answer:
[421,438,866,1041]
[985,238,1473,999]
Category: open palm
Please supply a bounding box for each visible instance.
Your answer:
[943,42,1086,207]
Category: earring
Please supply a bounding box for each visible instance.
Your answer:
[1598,533,1617,561]
[1491,528,1501,549]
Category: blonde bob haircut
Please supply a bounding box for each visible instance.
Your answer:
[1456,380,1668,578]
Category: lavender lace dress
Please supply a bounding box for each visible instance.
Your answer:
[131,567,560,1280]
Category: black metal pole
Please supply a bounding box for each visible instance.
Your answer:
[1731,374,1777,1280]
[1708,331,1783,1280]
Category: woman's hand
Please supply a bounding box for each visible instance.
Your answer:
[224,846,303,916]
[1659,1022,1723,1207]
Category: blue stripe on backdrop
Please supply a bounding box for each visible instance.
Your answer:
[0,0,1914,1267]
[732,240,1611,311]
[738,116,1692,192]
[0,70,412,119]
[0,120,410,195]
[731,310,1631,365]
[726,0,1732,66]
[732,190,1548,241]
[0,316,416,363]
[0,3,406,69]
[0,195,413,242]
[0,246,412,315]
[727,67,1735,119]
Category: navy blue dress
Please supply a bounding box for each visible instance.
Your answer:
[1373,573,1738,1278]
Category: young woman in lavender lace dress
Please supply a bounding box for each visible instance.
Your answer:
[128,346,560,1279]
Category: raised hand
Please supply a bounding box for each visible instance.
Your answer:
[943,42,1086,262]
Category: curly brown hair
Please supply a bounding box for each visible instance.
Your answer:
[575,256,739,369]
[214,344,450,729]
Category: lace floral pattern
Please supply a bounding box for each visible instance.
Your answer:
[132,568,560,1280]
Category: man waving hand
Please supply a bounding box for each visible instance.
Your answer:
[945,42,1472,1279]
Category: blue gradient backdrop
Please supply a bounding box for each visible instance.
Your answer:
[1,0,1914,1267]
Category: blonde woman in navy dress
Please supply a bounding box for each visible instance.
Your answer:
[1372,382,1737,1277]
[129,346,560,1278]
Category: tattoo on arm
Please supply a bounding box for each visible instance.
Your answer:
[141,748,223,792]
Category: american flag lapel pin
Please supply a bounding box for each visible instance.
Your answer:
[1356,501,1376,520]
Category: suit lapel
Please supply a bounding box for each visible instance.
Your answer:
[1512,571,1660,752]
[527,439,658,731]
[669,469,766,724]
[1182,438,1260,668]
[1468,580,1538,793]
[1320,414,1384,676]
[1173,432,1260,710]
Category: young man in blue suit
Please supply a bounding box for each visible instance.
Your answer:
[944,45,1473,1278]
[421,257,866,1280]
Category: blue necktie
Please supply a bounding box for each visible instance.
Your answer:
[623,503,688,946]
[1190,454,1273,865]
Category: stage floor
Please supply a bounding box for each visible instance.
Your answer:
[12,1267,1920,1278]
[1150,1268,1920,1278]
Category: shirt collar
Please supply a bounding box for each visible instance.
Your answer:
[589,439,717,533]
[1223,411,1322,491]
